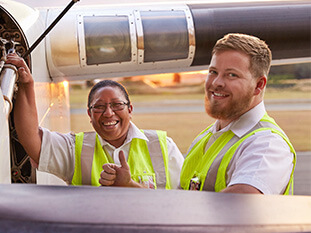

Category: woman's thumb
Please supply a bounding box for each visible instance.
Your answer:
[119,151,129,170]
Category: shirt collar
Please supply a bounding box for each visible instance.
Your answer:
[211,101,266,138]
[98,121,148,148]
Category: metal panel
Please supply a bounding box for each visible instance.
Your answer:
[0,90,10,184]
[83,15,131,65]
[0,184,311,232]
[140,10,189,62]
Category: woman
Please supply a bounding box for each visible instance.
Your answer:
[7,53,184,189]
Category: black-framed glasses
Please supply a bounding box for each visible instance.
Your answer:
[90,102,129,113]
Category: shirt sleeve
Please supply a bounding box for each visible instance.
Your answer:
[227,130,294,194]
[166,137,184,189]
[38,128,76,184]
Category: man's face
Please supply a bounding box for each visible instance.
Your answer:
[88,86,132,147]
[205,50,259,122]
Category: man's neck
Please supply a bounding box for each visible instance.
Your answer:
[218,118,235,131]
[217,99,263,130]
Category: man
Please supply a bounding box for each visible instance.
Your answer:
[6,54,184,189]
[180,33,296,194]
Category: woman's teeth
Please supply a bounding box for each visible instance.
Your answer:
[104,121,117,126]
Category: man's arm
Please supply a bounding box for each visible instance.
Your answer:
[223,130,294,195]
[6,53,42,164]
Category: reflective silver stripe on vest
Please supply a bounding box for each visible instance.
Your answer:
[143,130,166,189]
[81,132,96,185]
[202,120,288,192]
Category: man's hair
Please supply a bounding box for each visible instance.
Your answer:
[87,80,130,108]
[212,33,272,78]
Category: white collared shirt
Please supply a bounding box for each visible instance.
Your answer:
[204,101,294,194]
[39,122,184,189]
[98,122,149,165]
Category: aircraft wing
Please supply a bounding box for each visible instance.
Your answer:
[0,184,311,233]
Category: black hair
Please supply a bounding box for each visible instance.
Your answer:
[87,80,130,108]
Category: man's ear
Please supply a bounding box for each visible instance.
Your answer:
[87,108,92,118]
[254,76,267,96]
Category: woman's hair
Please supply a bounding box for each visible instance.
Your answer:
[212,33,272,78]
[87,80,130,108]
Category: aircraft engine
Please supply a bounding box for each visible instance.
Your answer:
[45,0,311,81]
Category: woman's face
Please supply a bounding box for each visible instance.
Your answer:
[88,86,133,148]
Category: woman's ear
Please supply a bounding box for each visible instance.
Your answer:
[254,76,267,96]
[87,108,92,118]
[128,104,133,114]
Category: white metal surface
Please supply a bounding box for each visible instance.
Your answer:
[0,64,18,115]
[0,89,10,184]
[0,184,311,232]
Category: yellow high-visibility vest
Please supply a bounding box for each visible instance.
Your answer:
[72,130,171,189]
[180,113,296,195]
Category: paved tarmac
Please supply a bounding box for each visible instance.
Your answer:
[131,98,311,113]
[294,152,311,196]
[71,98,311,114]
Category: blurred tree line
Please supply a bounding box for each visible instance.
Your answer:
[77,63,310,89]
[268,63,311,84]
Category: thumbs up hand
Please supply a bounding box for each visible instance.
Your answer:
[99,151,144,188]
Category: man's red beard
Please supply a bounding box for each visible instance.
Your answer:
[204,89,253,121]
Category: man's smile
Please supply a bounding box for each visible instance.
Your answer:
[210,91,229,100]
